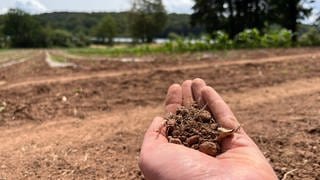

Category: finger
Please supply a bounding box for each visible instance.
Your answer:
[139,117,168,178]
[201,86,240,130]
[200,87,254,152]
[142,117,168,148]
[182,80,194,107]
[165,84,182,113]
[191,78,206,106]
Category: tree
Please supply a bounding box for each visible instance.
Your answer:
[299,27,320,46]
[0,25,6,48]
[50,29,73,47]
[316,15,320,33]
[129,0,167,43]
[191,0,268,38]
[191,0,225,35]
[3,9,48,47]
[268,0,314,42]
[93,15,116,45]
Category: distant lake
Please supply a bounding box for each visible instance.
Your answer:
[91,37,170,44]
[91,37,212,44]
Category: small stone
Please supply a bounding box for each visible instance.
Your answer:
[192,129,200,134]
[62,96,67,102]
[201,129,207,135]
[192,144,199,150]
[198,110,212,122]
[169,137,182,144]
[73,108,78,116]
[186,135,200,146]
[210,123,218,130]
[199,142,219,156]
[177,108,188,116]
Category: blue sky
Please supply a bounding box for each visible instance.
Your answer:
[0,0,194,14]
[0,0,319,23]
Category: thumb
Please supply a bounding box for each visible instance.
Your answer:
[142,117,168,149]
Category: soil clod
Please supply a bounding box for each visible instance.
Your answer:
[165,104,236,156]
[199,142,219,156]
[168,137,182,144]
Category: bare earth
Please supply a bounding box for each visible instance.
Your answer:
[0,48,319,179]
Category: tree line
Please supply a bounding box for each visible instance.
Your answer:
[191,0,315,42]
[0,0,319,48]
[0,0,200,48]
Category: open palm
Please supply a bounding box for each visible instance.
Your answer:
[139,79,277,180]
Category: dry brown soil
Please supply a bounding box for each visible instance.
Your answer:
[166,104,231,157]
[0,48,319,179]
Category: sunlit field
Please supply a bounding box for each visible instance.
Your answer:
[0,0,319,179]
[0,48,319,179]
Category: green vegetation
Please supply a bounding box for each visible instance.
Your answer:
[268,0,314,42]
[1,9,90,48]
[191,0,313,42]
[50,54,67,63]
[0,0,193,48]
[32,12,198,38]
[49,29,74,47]
[298,27,320,46]
[69,45,164,57]
[69,28,297,57]
[3,9,48,47]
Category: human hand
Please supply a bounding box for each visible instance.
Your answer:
[139,78,278,180]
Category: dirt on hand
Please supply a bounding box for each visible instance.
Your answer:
[165,104,237,156]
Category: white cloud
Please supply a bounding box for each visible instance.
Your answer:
[304,13,318,24]
[302,1,320,24]
[0,8,9,15]
[163,0,193,13]
[14,0,48,14]
[0,0,194,14]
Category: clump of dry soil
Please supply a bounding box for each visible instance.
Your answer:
[166,104,237,156]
